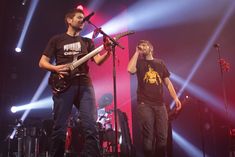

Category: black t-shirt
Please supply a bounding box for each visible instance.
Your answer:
[136,58,170,105]
[43,33,95,85]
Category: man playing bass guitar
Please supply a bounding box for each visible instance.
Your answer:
[39,8,111,157]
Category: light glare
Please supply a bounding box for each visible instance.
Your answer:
[11,97,52,113]
[15,47,21,53]
[11,106,17,113]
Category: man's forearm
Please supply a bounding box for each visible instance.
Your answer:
[165,77,179,101]
[94,51,111,65]
[127,52,139,73]
[167,82,179,101]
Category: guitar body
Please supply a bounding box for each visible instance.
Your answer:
[49,73,72,94]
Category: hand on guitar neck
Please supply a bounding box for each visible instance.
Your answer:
[103,36,113,52]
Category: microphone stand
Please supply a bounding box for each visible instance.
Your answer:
[214,44,229,117]
[214,44,231,155]
[198,100,206,157]
[87,19,125,157]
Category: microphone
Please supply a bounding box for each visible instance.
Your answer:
[82,12,95,23]
[137,46,143,51]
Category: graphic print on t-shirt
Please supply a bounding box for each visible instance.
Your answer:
[143,65,162,85]
[64,41,82,62]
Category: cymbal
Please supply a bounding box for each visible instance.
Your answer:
[98,93,113,109]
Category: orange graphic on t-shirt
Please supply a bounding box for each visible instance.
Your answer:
[143,65,162,85]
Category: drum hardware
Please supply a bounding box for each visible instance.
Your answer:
[63,106,120,157]
[65,109,114,156]
[5,118,42,157]
[16,126,41,157]
[98,93,113,109]
[5,108,134,157]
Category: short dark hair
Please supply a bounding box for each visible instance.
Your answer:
[64,9,84,27]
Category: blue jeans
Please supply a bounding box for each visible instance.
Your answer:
[137,102,168,157]
[50,85,100,157]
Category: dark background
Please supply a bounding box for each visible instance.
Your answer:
[1,0,235,157]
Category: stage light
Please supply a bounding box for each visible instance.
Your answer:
[93,0,230,36]
[9,72,50,138]
[11,106,17,113]
[15,0,39,53]
[10,134,15,139]
[15,47,22,53]
[76,5,84,10]
[84,1,232,40]
[11,97,52,113]
[22,0,27,5]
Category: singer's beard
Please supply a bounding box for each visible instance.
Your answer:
[140,51,148,56]
[72,24,83,32]
[140,51,152,59]
[139,52,147,58]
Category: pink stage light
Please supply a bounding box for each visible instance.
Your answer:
[76,5,84,10]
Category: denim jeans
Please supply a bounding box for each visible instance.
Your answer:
[50,85,100,157]
[137,102,168,157]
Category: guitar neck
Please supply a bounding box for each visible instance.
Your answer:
[68,31,135,71]
[69,45,104,70]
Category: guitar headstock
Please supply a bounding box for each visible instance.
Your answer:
[114,30,135,41]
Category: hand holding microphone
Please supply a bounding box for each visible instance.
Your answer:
[136,45,144,54]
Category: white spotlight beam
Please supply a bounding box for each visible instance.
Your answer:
[11,97,52,113]
[20,72,50,121]
[92,0,232,36]
[171,73,235,120]
[171,1,235,106]
[16,0,39,52]
[173,130,210,157]
[10,72,50,139]
[171,73,224,110]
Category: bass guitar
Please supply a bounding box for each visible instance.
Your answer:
[49,31,134,94]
